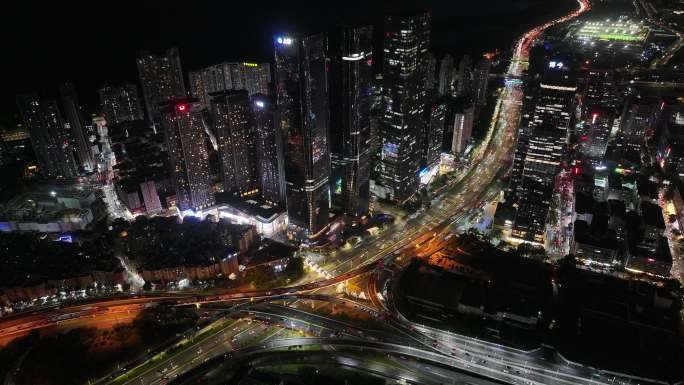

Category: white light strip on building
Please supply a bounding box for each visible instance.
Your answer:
[342,52,366,61]
[540,83,577,92]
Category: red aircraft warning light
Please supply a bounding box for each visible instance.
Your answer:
[177,104,187,112]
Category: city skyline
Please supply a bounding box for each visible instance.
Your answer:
[0,0,577,121]
[4,0,684,384]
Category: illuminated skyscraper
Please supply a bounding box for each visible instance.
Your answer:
[369,73,384,167]
[160,100,214,211]
[16,93,78,178]
[510,123,566,244]
[507,63,576,200]
[581,107,613,166]
[251,93,285,204]
[210,90,259,197]
[98,82,144,124]
[499,62,574,246]
[137,48,186,122]
[378,11,431,203]
[579,68,618,108]
[426,100,446,166]
[59,82,94,172]
[522,124,566,184]
[530,67,577,134]
[274,33,331,236]
[329,25,373,219]
[450,102,475,155]
[189,62,271,109]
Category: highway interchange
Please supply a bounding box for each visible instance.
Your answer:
[3,1,668,384]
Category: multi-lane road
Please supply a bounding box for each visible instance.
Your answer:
[0,297,184,346]
[114,293,667,385]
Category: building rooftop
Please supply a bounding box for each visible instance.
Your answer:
[0,232,121,290]
[574,17,649,42]
[637,176,659,200]
[1,126,29,142]
[245,239,298,268]
[0,185,95,223]
[399,249,550,321]
[575,192,596,215]
[121,216,252,270]
[215,193,285,222]
[641,201,665,229]
[564,267,678,332]
[608,199,627,219]
[574,219,619,251]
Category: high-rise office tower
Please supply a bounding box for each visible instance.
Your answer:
[503,86,540,199]
[414,16,432,96]
[510,178,554,245]
[522,123,566,184]
[456,55,473,97]
[581,107,613,166]
[370,74,385,165]
[137,48,186,122]
[160,100,214,211]
[420,37,436,171]
[438,54,454,96]
[274,33,331,236]
[579,68,619,108]
[449,102,475,155]
[426,101,446,166]
[506,63,575,202]
[472,59,491,106]
[498,63,575,246]
[621,98,659,155]
[210,90,259,197]
[530,68,577,134]
[251,93,285,204]
[378,11,431,203]
[98,83,144,124]
[329,25,373,219]
[59,82,95,172]
[17,94,78,178]
[189,62,271,109]
[510,123,566,244]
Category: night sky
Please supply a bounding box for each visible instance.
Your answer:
[2,0,574,123]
